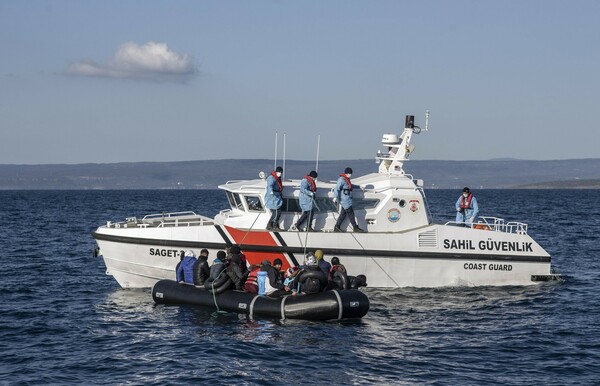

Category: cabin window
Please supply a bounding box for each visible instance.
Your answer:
[245,195,264,212]
[226,192,244,211]
[279,197,378,212]
[353,198,380,210]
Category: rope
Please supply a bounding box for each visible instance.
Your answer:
[238,211,263,246]
[330,206,400,287]
[210,269,229,315]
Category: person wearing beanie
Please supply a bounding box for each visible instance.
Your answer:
[333,167,365,233]
[273,258,284,282]
[455,187,479,227]
[228,244,248,275]
[258,258,290,297]
[314,249,331,281]
[265,166,284,231]
[291,170,318,232]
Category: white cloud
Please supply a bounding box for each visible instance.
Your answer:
[66,42,197,82]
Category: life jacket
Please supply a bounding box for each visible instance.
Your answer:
[304,175,316,192]
[243,267,260,293]
[460,193,473,209]
[270,172,283,192]
[339,174,353,193]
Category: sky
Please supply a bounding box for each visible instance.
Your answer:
[1,0,599,164]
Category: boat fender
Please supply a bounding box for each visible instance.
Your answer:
[331,270,350,290]
[349,274,368,289]
[299,270,327,294]
[204,270,232,293]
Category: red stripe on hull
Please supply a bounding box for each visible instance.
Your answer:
[224,226,291,269]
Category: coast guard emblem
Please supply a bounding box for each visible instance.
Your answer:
[409,199,420,212]
[387,208,401,223]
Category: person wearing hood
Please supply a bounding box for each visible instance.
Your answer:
[226,252,247,290]
[333,167,365,233]
[176,250,197,284]
[314,249,331,282]
[208,250,227,281]
[228,244,248,275]
[265,166,284,231]
[291,170,318,232]
[455,187,479,227]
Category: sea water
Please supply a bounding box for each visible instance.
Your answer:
[1,189,599,385]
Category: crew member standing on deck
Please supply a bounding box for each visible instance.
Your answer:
[455,187,479,227]
[291,170,318,232]
[265,166,284,231]
[333,167,365,233]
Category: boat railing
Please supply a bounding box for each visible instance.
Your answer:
[105,211,217,229]
[443,216,529,235]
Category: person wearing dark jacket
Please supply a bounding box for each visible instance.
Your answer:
[259,260,290,297]
[226,253,247,290]
[229,245,248,275]
[193,249,211,286]
[209,251,227,280]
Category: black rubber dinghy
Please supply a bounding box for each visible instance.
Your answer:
[152,279,369,321]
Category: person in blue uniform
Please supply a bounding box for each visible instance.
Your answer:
[333,167,365,232]
[265,166,284,231]
[455,187,479,227]
[291,170,318,232]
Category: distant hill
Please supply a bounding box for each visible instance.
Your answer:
[1,158,599,189]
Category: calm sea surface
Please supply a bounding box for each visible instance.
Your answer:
[1,189,599,385]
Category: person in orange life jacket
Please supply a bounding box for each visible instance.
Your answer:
[243,264,262,293]
[292,170,318,232]
[333,167,366,233]
[193,249,211,286]
[208,250,227,280]
[228,244,248,276]
[265,166,284,231]
[176,250,197,284]
[314,249,331,283]
[455,187,479,227]
[258,259,290,297]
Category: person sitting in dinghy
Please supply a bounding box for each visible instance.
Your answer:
[176,250,197,284]
[258,260,290,297]
[193,249,211,286]
[289,253,327,294]
[208,251,227,281]
[455,187,479,227]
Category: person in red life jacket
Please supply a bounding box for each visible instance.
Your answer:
[243,264,262,293]
[228,244,248,275]
[455,187,479,227]
[176,250,197,284]
[265,166,284,231]
[333,167,365,232]
[291,170,318,232]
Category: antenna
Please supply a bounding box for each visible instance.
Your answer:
[425,110,430,131]
[282,133,287,180]
[315,134,321,174]
[274,132,278,170]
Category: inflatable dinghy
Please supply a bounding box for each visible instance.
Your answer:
[152,279,369,321]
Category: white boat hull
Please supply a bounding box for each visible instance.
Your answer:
[94,223,552,288]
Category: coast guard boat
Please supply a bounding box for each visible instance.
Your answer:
[93,114,560,288]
